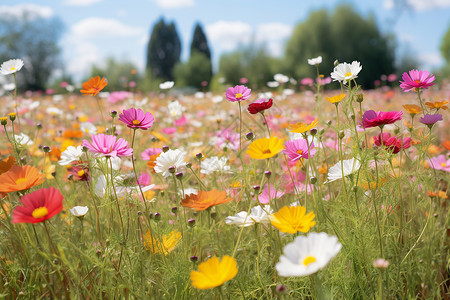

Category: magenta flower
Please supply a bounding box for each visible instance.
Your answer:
[419,114,443,125]
[257,184,285,204]
[374,132,411,154]
[225,85,251,102]
[283,139,316,161]
[119,108,154,130]
[361,110,403,128]
[428,155,450,172]
[399,69,435,92]
[82,134,133,158]
[248,98,273,114]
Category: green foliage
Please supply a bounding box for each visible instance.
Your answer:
[188,23,212,87]
[89,57,139,91]
[174,52,212,89]
[0,12,63,91]
[146,18,181,81]
[440,23,450,63]
[190,23,211,60]
[219,43,280,89]
[285,4,395,88]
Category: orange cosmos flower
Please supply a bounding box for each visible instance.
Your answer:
[289,118,319,134]
[181,189,232,211]
[80,76,108,96]
[442,141,450,151]
[427,191,448,199]
[325,93,345,104]
[0,165,46,194]
[0,156,16,174]
[403,104,422,116]
[425,101,448,110]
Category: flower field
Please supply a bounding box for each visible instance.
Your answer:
[0,59,449,299]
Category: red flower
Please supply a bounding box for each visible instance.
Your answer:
[374,132,411,154]
[12,187,63,224]
[361,110,403,129]
[248,98,273,114]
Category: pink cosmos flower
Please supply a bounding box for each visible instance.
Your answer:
[119,108,154,130]
[82,134,133,158]
[215,129,239,151]
[248,98,273,114]
[361,110,403,128]
[373,132,411,154]
[141,148,162,160]
[283,139,316,161]
[138,172,151,186]
[399,69,435,92]
[225,85,251,102]
[107,91,132,104]
[257,184,285,204]
[301,78,314,86]
[419,114,443,125]
[428,155,450,172]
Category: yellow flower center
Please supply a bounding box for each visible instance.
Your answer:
[303,256,316,266]
[15,177,27,185]
[10,67,15,71]
[132,120,141,125]
[262,149,272,154]
[441,162,446,167]
[235,93,243,99]
[32,207,48,219]
[77,170,85,177]
[345,72,352,77]
[296,150,304,155]
[414,80,421,84]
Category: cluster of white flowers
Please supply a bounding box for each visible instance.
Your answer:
[154,149,187,178]
[168,100,183,118]
[200,156,231,175]
[225,205,273,227]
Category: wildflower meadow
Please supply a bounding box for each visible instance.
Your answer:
[0,57,449,299]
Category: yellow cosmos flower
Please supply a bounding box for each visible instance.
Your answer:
[325,94,345,104]
[269,206,316,234]
[190,255,238,290]
[288,118,318,134]
[246,137,284,159]
[425,101,448,110]
[402,104,422,116]
[144,230,181,255]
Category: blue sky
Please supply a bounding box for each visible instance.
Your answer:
[1,0,450,81]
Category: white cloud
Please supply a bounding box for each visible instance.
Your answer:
[418,52,445,68]
[206,21,292,57]
[384,0,450,11]
[72,17,144,38]
[154,0,195,9]
[206,21,253,51]
[64,0,103,6]
[0,4,53,19]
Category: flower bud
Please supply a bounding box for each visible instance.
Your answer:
[185,162,192,168]
[245,132,254,141]
[175,172,183,179]
[310,177,317,184]
[110,110,118,118]
[334,59,339,67]
[0,117,7,125]
[373,258,389,269]
[338,130,345,139]
[8,112,16,122]
[171,207,178,214]
[253,185,260,192]
[264,171,272,179]
[162,145,170,153]
[195,152,203,159]
[187,218,196,227]
[351,115,355,121]
[154,212,161,221]
[356,94,364,103]
[43,146,51,153]
[168,166,176,174]
[310,128,318,136]
[190,255,198,262]
[82,146,89,152]
[276,284,288,295]
[137,211,142,216]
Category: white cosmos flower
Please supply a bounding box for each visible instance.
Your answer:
[267,81,280,88]
[330,61,362,84]
[0,59,24,75]
[80,122,97,135]
[200,156,231,175]
[307,56,322,66]
[212,95,223,103]
[178,187,198,197]
[14,133,33,146]
[159,81,174,89]
[168,100,183,118]
[58,145,83,166]
[154,149,187,178]
[3,83,15,91]
[69,206,89,217]
[276,232,342,277]
[326,157,361,183]
[274,73,289,83]
[225,205,273,227]
[94,174,155,198]
[46,107,63,116]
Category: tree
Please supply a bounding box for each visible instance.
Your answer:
[441,24,450,64]
[174,51,212,89]
[0,12,63,91]
[189,23,212,86]
[146,18,181,81]
[284,4,395,88]
[89,58,139,91]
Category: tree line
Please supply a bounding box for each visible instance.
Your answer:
[1,4,450,92]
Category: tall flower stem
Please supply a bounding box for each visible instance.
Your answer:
[261,113,271,137]
[415,89,426,116]
[95,95,106,129]
[130,129,148,211]
[109,158,125,237]
[13,73,21,129]
[238,101,243,155]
